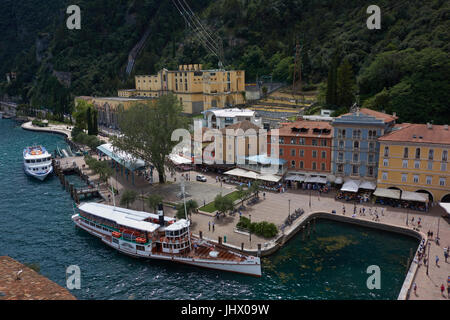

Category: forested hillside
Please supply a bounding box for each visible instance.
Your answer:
[1,0,449,123]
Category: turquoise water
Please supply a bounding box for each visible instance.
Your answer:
[0,119,419,300]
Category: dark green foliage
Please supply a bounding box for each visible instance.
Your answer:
[0,0,448,124]
[236,217,278,238]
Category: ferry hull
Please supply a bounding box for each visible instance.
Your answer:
[24,166,53,181]
[72,214,262,277]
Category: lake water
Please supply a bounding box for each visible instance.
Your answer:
[0,119,418,299]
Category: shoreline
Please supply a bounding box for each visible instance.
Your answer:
[17,120,428,300]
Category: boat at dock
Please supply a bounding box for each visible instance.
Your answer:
[23,145,53,181]
[72,202,262,277]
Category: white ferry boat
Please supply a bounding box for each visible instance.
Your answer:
[23,145,53,181]
[72,202,262,277]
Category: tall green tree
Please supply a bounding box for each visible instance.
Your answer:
[86,106,93,135]
[112,94,188,183]
[326,50,340,106]
[336,59,356,108]
[147,194,163,213]
[120,189,138,209]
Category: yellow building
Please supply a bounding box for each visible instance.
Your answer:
[118,64,245,114]
[377,123,450,203]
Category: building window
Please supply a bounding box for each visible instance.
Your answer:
[300,149,304,157]
[353,153,359,163]
[321,151,326,159]
[338,129,346,138]
[401,174,407,182]
[337,164,343,173]
[312,162,317,170]
[279,148,284,156]
[440,178,446,186]
[413,175,419,183]
[321,139,327,146]
[414,161,420,169]
[402,160,408,168]
[279,137,284,144]
[426,176,432,185]
[321,163,326,171]
[312,139,318,146]
[339,140,344,149]
[384,146,389,157]
[291,160,296,168]
[368,166,374,177]
[429,149,434,160]
[382,172,388,180]
[353,165,359,175]
[353,129,361,139]
[383,158,388,167]
[403,147,409,158]
[353,141,359,149]
[291,149,296,156]
[338,152,344,162]
[442,150,448,162]
[290,138,296,144]
[312,150,317,158]
[415,148,421,159]
[369,142,375,152]
[299,138,305,145]
[368,154,374,164]
[427,161,433,170]
[441,163,447,172]
[299,161,304,169]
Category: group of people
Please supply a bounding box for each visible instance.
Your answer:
[344,204,384,221]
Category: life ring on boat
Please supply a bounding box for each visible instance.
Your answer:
[112,231,122,238]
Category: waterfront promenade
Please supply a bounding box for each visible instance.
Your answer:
[19,122,449,300]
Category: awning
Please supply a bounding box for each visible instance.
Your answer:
[439,202,450,215]
[169,153,192,165]
[224,168,258,179]
[335,177,343,184]
[257,173,281,183]
[305,176,317,183]
[316,177,328,184]
[285,175,305,182]
[360,180,376,190]
[341,179,361,192]
[373,187,401,200]
[401,191,429,203]
[97,143,146,171]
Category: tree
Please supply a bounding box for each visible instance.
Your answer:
[326,51,340,106]
[86,106,93,135]
[236,185,249,207]
[112,94,188,183]
[336,59,356,108]
[261,86,268,98]
[176,199,198,220]
[249,180,261,198]
[214,194,234,215]
[120,189,137,209]
[147,194,163,213]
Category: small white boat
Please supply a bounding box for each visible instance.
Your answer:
[23,145,53,181]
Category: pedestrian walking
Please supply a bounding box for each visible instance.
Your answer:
[444,249,448,263]
[441,284,445,297]
[212,222,215,232]
[413,283,417,295]
[436,255,439,266]
[208,221,211,231]
[263,192,266,200]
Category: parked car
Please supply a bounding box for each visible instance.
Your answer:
[196,175,207,182]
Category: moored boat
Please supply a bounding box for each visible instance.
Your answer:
[72,202,262,277]
[23,145,53,181]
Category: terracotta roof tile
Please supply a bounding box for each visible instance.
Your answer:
[341,108,398,123]
[0,256,76,300]
[378,123,450,145]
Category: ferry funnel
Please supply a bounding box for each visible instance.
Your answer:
[158,203,164,226]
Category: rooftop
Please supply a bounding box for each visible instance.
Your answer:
[378,123,450,145]
[204,108,255,118]
[0,256,76,300]
[273,120,333,138]
[340,108,398,123]
[220,120,261,134]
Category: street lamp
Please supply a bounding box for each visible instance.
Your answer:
[309,189,312,208]
[406,207,409,226]
[249,214,252,246]
[426,241,431,275]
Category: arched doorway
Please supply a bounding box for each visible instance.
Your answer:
[441,194,450,203]
[416,189,434,202]
[225,95,234,107]
[388,186,402,191]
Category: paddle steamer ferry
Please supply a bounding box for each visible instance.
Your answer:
[72,202,261,276]
[23,145,53,181]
